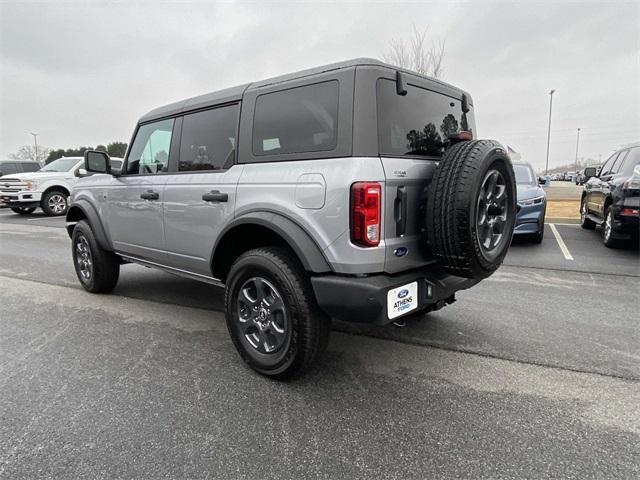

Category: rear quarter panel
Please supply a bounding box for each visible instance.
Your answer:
[236,157,387,274]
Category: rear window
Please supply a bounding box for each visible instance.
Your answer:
[377,78,475,158]
[252,81,339,156]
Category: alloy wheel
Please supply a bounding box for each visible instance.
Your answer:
[75,234,93,282]
[476,169,509,255]
[236,277,288,354]
[48,194,67,214]
[604,210,612,242]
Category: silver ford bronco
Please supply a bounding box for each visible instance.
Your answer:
[68,59,516,378]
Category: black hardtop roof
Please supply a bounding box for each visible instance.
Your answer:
[138,57,471,123]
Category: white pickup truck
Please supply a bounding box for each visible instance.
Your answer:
[0,156,122,216]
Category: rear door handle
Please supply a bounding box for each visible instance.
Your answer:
[140,190,159,200]
[202,190,228,202]
[394,186,408,236]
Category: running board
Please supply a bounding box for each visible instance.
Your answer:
[119,254,225,288]
[585,213,604,225]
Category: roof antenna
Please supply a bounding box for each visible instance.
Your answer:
[396,71,407,96]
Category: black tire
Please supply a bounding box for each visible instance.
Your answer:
[580,196,595,230]
[602,206,622,248]
[72,220,120,293]
[224,247,330,380]
[11,207,36,215]
[426,140,517,280]
[531,219,545,244]
[41,190,69,216]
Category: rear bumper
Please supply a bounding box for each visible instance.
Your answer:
[311,268,479,325]
[612,202,639,238]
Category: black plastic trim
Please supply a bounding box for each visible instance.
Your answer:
[311,268,479,325]
[211,212,332,273]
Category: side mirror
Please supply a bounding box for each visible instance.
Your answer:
[583,167,597,180]
[84,150,111,175]
[75,168,89,177]
[538,177,549,187]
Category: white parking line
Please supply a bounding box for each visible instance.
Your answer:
[549,223,574,261]
[27,216,59,221]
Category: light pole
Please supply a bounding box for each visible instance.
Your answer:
[30,132,39,164]
[574,127,581,173]
[545,89,555,175]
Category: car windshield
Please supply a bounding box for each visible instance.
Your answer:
[40,157,80,172]
[514,164,535,185]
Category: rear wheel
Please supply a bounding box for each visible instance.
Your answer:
[224,247,330,379]
[41,190,68,216]
[426,140,517,280]
[11,207,36,215]
[602,206,622,248]
[580,197,595,229]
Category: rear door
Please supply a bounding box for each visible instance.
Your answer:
[162,103,241,276]
[376,77,476,273]
[589,153,619,216]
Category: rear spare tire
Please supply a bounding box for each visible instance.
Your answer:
[426,140,516,280]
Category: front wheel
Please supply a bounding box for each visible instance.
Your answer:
[580,197,595,230]
[72,220,120,293]
[41,190,68,216]
[11,207,36,215]
[531,220,545,244]
[224,247,330,379]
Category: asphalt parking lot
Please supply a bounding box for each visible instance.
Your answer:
[1,209,638,479]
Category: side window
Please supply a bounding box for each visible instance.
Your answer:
[620,147,640,176]
[179,104,239,171]
[599,153,619,177]
[252,81,339,156]
[126,118,174,175]
[22,163,40,173]
[611,150,628,174]
[0,163,18,175]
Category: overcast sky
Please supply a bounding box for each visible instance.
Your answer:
[1,0,638,170]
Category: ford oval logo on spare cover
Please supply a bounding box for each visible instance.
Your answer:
[397,289,409,299]
[394,247,408,257]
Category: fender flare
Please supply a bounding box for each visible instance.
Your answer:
[66,199,113,251]
[212,212,332,273]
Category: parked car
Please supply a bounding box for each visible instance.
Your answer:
[67,58,517,378]
[581,143,640,247]
[514,161,547,243]
[0,156,122,216]
[0,160,40,177]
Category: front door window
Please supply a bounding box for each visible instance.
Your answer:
[126,118,174,175]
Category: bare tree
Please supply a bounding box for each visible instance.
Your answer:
[384,25,446,78]
[8,144,52,165]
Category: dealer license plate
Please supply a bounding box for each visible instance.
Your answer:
[387,281,418,319]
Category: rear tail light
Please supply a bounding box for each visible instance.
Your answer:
[620,207,639,216]
[351,182,381,247]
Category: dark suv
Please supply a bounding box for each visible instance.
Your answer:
[580,143,640,247]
